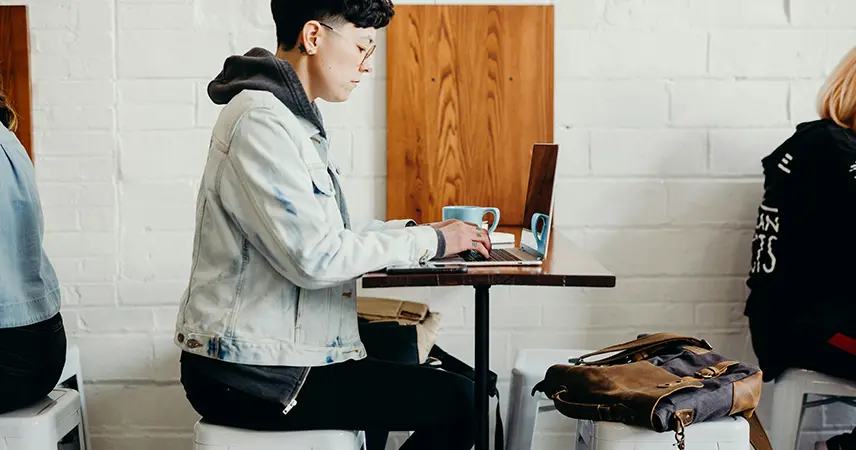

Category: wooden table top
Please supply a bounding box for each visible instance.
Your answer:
[362,227,616,289]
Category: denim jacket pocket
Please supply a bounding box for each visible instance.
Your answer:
[308,166,335,197]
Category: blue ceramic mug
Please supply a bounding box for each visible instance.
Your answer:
[442,206,501,233]
[531,213,550,254]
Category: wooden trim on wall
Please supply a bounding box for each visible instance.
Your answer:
[386,5,554,226]
[0,5,33,161]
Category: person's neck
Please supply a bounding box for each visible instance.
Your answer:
[275,47,316,102]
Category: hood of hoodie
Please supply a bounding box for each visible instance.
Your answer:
[208,47,326,138]
[762,119,856,172]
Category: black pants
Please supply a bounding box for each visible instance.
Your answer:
[0,313,67,414]
[750,317,856,450]
[183,357,475,450]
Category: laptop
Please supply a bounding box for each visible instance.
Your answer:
[434,143,559,267]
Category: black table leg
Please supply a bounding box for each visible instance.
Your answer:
[474,285,490,450]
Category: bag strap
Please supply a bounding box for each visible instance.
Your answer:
[548,388,637,422]
[427,346,504,450]
[577,333,712,365]
[694,361,740,379]
[495,393,503,450]
[745,412,773,450]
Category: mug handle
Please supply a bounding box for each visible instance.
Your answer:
[482,208,501,233]
[531,213,550,253]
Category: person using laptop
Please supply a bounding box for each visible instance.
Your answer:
[0,88,66,414]
[174,1,490,449]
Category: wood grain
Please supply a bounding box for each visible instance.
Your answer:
[387,5,554,225]
[0,6,33,161]
[362,228,616,289]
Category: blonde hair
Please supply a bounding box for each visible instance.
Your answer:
[0,91,18,132]
[0,87,18,132]
[818,46,856,131]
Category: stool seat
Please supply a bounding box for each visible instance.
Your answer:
[0,389,84,450]
[194,420,365,450]
[576,416,750,450]
[776,368,856,398]
[771,368,856,450]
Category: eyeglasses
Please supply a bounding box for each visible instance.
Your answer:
[319,22,376,68]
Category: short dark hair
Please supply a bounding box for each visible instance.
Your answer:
[271,0,395,51]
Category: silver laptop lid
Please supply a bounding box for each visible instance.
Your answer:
[520,144,558,259]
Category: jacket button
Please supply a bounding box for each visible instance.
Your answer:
[177,333,185,343]
[186,339,202,349]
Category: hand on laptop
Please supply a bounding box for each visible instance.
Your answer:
[435,220,492,259]
[426,219,459,229]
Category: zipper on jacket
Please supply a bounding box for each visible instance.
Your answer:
[284,285,306,416]
[282,366,311,415]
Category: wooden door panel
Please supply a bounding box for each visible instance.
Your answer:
[387,5,553,225]
[0,5,33,161]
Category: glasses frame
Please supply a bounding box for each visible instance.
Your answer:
[319,22,376,68]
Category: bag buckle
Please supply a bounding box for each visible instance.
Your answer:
[673,419,686,450]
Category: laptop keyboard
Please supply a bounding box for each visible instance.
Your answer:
[460,249,521,262]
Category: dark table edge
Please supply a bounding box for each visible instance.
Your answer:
[361,274,617,289]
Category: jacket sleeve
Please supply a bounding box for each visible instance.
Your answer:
[360,219,416,232]
[217,106,439,289]
[361,220,448,258]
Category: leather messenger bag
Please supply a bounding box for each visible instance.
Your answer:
[531,333,773,450]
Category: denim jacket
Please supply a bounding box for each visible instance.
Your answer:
[0,126,61,328]
[173,89,440,367]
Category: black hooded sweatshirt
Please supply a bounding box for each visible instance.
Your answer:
[744,119,856,330]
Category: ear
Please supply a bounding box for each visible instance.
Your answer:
[299,21,323,55]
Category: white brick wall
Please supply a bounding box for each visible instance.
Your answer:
[2,0,854,449]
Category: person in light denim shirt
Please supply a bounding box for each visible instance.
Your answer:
[0,88,66,414]
[175,1,490,449]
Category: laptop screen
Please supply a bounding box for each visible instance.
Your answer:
[523,144,558,232]
[520,144,558,256]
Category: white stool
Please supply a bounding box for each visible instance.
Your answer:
[771,369,856,450]
[0,389,85,450]
[194,420,366,450]
[575,416,750,450]
[506,348,592,450]
[56,345,90,450]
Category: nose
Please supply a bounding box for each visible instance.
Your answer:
[360,57,374,74]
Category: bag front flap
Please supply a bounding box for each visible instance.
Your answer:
[357,319,420,365]
[640,342,762,430]
[577,333,712,366]
[532,361,703,428]
[356,297,429,323]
